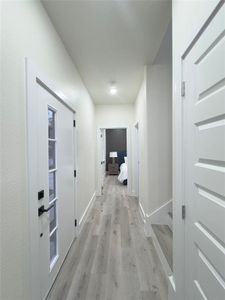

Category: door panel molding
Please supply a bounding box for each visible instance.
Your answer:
[182,4,225,299]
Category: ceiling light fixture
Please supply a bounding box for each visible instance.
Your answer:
[109,86,117,95]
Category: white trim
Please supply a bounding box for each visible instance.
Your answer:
[139,202,146,223]
[169,275,176,292]
[73,112,78,237]
[146,199,172,218]
[138,202,153,237]
[131,190,137,197]
[141,199,173,238]
[78,192,96,231]
[132,122,140,198]
[145,199,173,231]
[49,254,59,273]
[96,128,106,196]
[150,224,173,277]
[36,78,75,113]
[26,59,41,300]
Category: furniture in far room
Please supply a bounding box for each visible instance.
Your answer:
[109,151,117,164]
[118,151,128,185]
[108,163,119,175]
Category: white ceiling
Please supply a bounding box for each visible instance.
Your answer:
[42,0,171,104]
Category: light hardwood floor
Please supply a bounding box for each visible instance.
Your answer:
[152,224,173,271]
[47,176,168,300]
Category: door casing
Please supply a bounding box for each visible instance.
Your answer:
[134,122,140,198]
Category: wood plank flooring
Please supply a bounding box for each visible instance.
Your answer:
[47,176,168,300]
[151,225,173,271]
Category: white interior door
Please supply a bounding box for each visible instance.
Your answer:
[37,85,75,299]
[183,4,225,299]
[100,129,106,194]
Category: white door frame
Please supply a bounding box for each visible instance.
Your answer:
[25,58,77,300]
[97,128,106,195]
[134,122,139,198]
[172,2,224,299]
[96,126,131,195]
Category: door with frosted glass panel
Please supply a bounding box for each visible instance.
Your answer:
[37,85,75,299]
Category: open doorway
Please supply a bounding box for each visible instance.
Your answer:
[97,127,129,195]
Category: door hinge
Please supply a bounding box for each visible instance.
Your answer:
[181,81,186,97]
[182,205,186,220]
[74,170,77,178]
[73,120,76,127]
[74,219,77,227]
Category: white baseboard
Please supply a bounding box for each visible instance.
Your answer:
[131,189,138,197]
[168,275,176,299]
[146,199,172,226]
[139,202,146,224]
[150,222,176,298]
[138,202,153,236]
[78,192,96,233]
[96,190,102,197]
[138,199,173,237]
[150,224,173,277]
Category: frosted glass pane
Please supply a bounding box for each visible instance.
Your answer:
[48,141,56,170]
[49,203,57,233]
[50,231,57,263]
[49,172,56,202]
[48,109,55,139]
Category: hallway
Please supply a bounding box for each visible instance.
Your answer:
[47,176,168,300]
[1,2,224,299]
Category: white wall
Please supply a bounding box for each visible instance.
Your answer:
[147,64,172,213]
[95,104,135,195]
[1,1,96,299]
[172,1,221,299]
[134,75,149,212]
[95,104,134,128]
[134,24,172,217]
[0,2,2,297]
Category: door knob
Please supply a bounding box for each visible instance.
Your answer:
[38,204,54,217]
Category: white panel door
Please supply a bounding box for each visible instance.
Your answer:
[183,4,225,300]
[37,85,75,299]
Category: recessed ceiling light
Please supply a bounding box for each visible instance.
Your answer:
[109,86,117,95]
